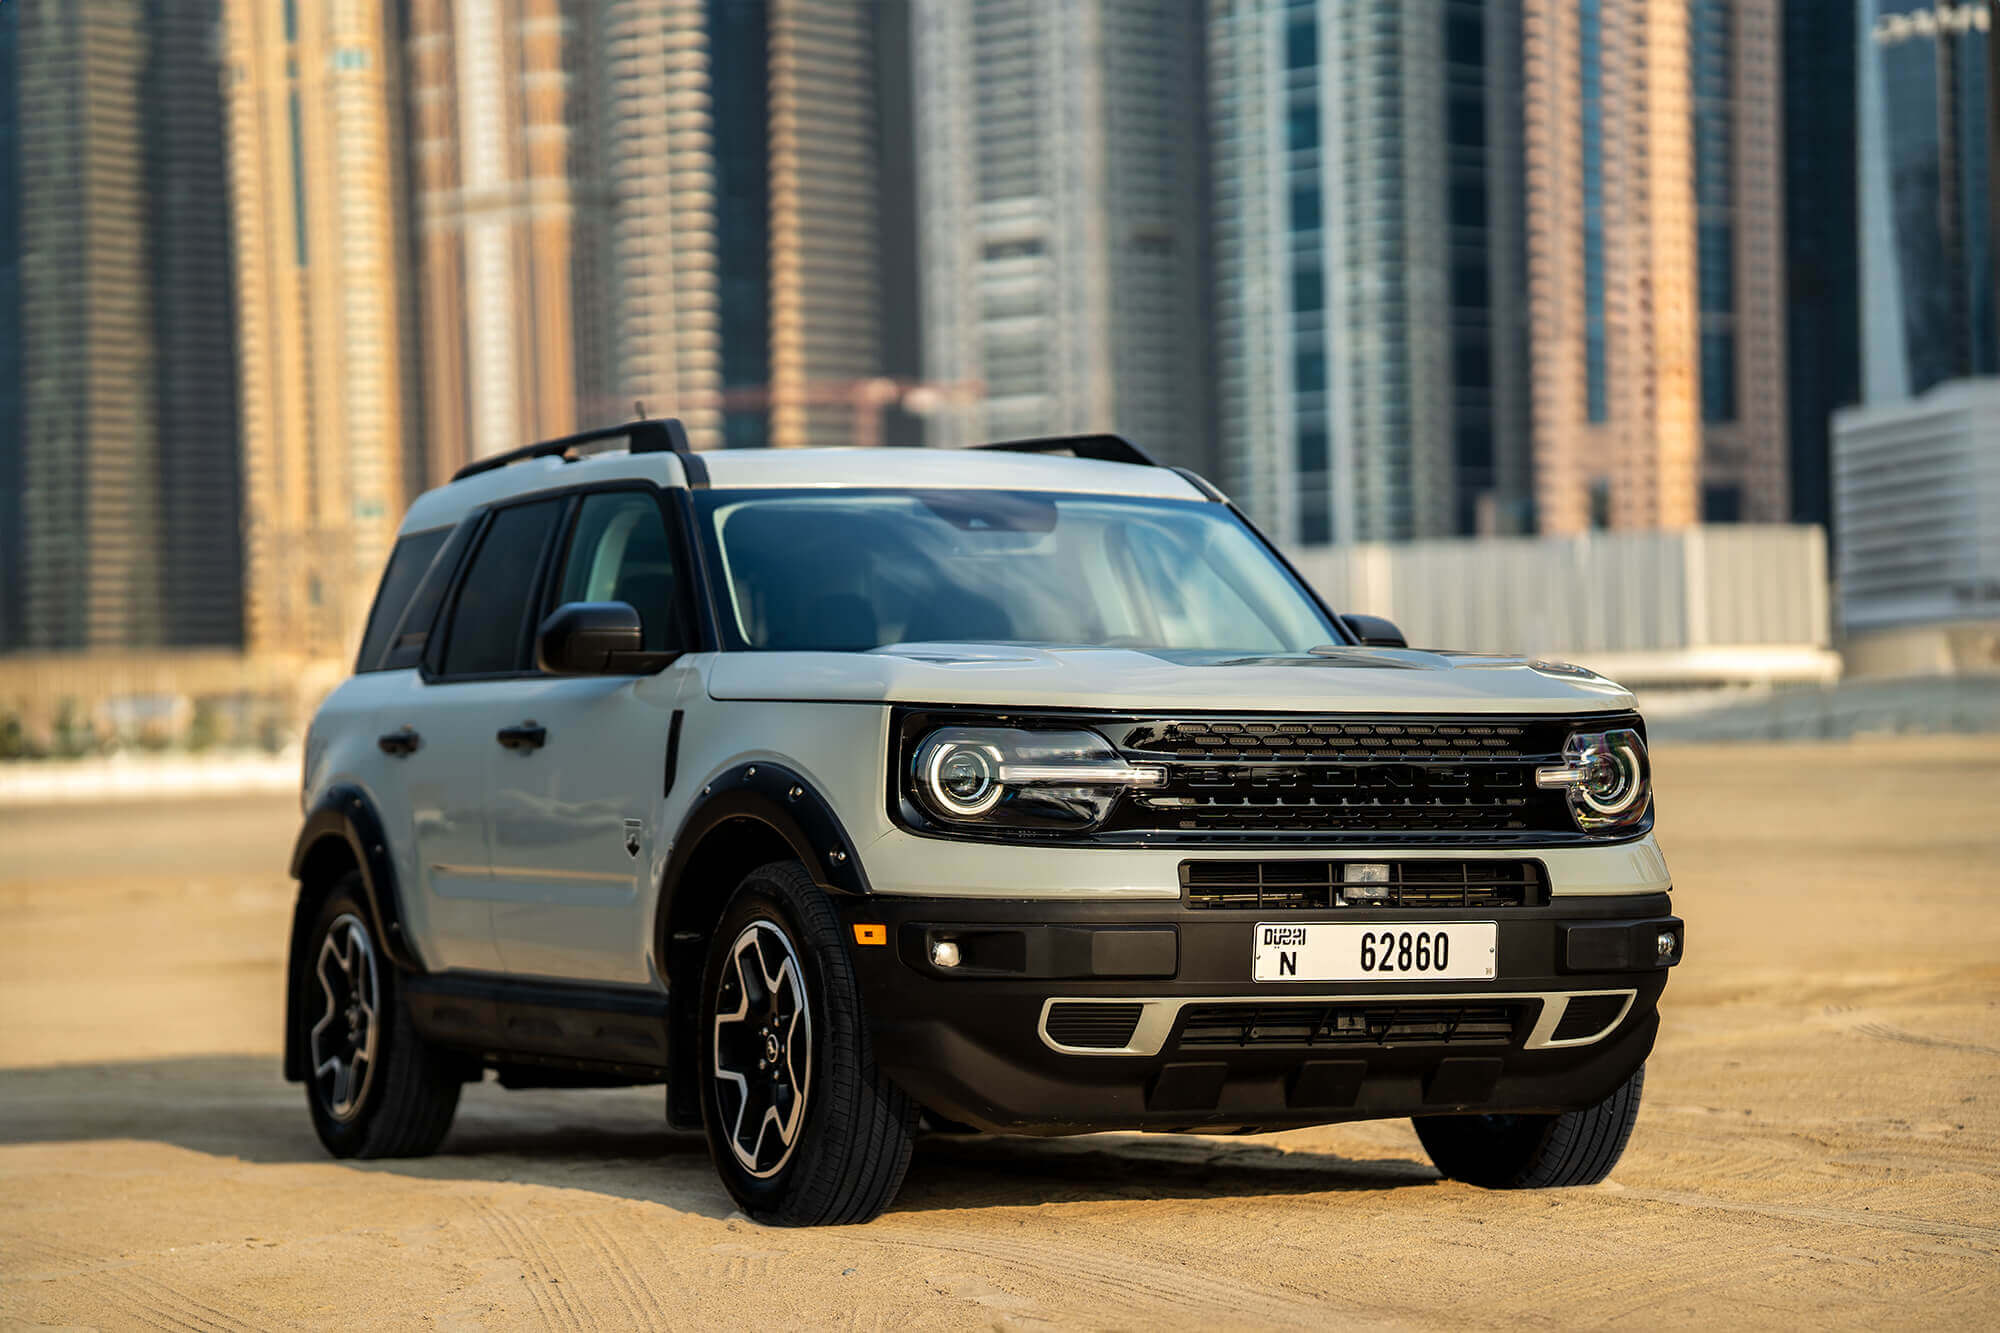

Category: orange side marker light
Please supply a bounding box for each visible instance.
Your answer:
[851,923,887,946]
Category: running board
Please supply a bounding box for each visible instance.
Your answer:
[404,973,671,1081]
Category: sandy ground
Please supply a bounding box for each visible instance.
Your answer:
[1,739,1996,1330]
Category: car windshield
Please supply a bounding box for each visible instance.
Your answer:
[696,488,1337,655]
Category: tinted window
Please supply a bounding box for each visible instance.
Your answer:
[555,492,683,653]
[356,528,449,672]
[698,490,1334,656]
[438,499,563,677]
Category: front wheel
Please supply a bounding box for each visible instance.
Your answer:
[1414,1064,1645,1189]
[698,860,916,1225]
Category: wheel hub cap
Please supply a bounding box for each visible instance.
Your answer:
[310,913,381,1122]
[712,920,812,1178]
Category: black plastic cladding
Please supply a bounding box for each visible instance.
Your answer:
[284,783,422,1081]
[888,708,1652,848]
[662,761,872,902]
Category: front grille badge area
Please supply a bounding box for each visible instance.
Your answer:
[1180,858,1549,910]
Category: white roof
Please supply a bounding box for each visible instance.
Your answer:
[401,445,1208,533]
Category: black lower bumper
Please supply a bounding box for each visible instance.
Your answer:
[838,893,1679,1135]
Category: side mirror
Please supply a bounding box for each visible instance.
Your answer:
[536,601,674,674]
[1340,613,1408,649]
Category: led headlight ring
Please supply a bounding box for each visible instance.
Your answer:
[921,740,1004,818]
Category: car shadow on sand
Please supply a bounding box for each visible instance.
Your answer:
[0,1055,1441,1216]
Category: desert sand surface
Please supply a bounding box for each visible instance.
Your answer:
[1,738,1996,1329]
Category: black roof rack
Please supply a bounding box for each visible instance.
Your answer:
[450,417,707,487]
[975,433,1160,468]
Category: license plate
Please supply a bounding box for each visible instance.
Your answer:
[1253,922,1497,982]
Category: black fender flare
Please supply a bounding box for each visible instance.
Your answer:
[282,783,425,1081]
[657,761,872,925]
[654,762,870,1127]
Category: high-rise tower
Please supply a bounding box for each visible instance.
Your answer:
[1,0,240,652]
[1209,0,1532,544]
[405,0,612,481]
[222,0,424,659]
[912,0,1213,468]
[1523,0,1787,533]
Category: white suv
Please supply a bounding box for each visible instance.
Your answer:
[286,420,1682,1225]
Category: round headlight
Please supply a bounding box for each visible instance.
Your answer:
[1557,728,1649,828]
[921,740,1002,817]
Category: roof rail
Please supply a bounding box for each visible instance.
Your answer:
[451,417,706,486]
[975,433,1160,468]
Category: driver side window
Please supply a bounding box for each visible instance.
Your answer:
[556,492,684,653]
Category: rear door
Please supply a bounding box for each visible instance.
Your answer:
[406,496,570,972]
[485,485,700,985]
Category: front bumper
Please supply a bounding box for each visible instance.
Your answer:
[838,893,1680,1135]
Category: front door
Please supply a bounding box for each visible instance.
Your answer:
[485,487,699,985]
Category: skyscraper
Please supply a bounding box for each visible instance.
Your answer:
[1523,0,1787,533]
[600,0,723,447]
[912,0,1213,468]
[0,6,21,653]
[1209,0,1532,545]
[405,0,613,482]
[599,0,896,452]
[1,0,240,653]
[767,1,890,449]
[1782,0,1860,533]
[412,0,901,462]
[222,0,424,659]
[1858,1,1997,404]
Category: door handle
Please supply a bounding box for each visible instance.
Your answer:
[378,728,421,757]
[496,722,548,752]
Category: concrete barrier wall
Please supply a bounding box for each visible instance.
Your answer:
[1283,525,1835,684]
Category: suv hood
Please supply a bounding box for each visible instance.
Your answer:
[705,644,1636,714]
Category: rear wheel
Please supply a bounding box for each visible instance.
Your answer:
[302,876,464,1158]
[698,860,916,1225]
[1414,1064,1645,1189]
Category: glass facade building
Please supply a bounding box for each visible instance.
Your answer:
[1525,0,1786,534]
[1860,1,1997,403]
[1783,0,1860,532]
[709,0,773,449]
[914,0,1213,469]
[3,0,241,652]
[1210,0,1530,544]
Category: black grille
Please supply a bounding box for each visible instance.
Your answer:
[1181,859,1547,910]
[1045,1002,1144,1049]
[1177,1002,1528,1050]
[1550,993,1629,1042]
[1120,719,1539,762]
[1099,716,1603,841]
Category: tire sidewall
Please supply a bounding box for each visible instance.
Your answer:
[301,878,398,1157]
[697,870,844,1217]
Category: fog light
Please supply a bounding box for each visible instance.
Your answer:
[1656,931,1677,960]
[931,939,961,969]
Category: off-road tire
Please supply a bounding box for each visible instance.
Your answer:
[698,859,917,1225]
[1414,1063,1645,1188]
[302,875,464,1158]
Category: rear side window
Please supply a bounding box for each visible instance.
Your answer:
[355,528,450,672]
[438,499,564,677]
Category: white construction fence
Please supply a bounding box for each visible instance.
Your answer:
[1284,525,1840,689]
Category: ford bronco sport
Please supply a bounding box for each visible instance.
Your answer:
[286,419,1682,1225]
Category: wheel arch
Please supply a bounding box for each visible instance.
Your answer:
[283,784,424,1082]
[655,762,869,1126]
